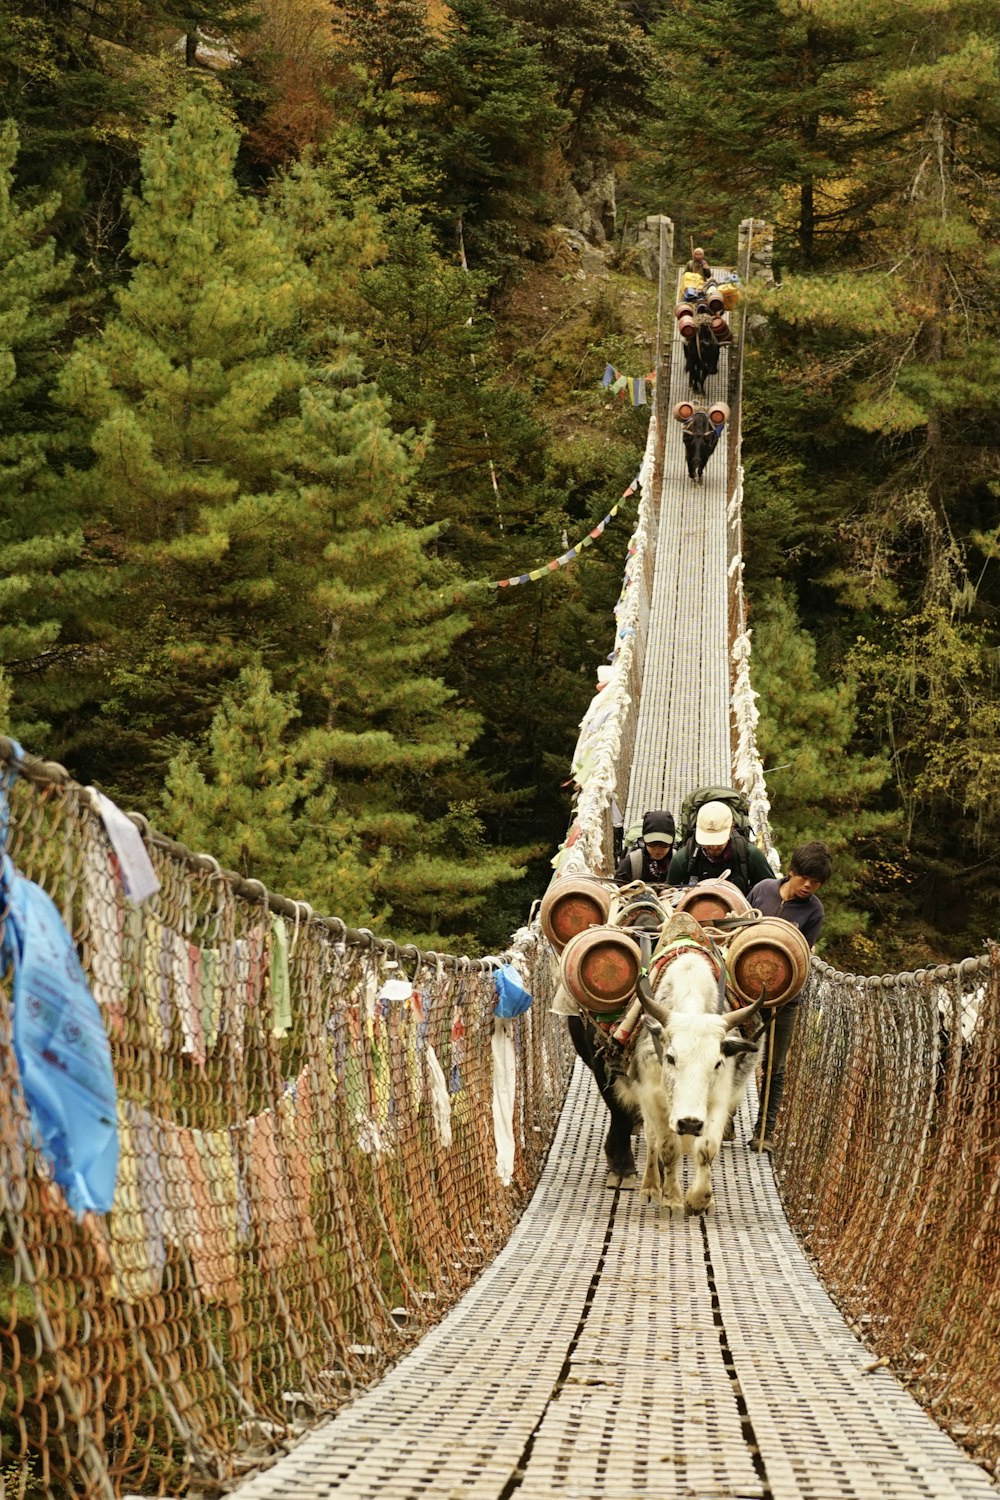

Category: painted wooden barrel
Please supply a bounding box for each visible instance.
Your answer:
[674,879,751,926]
[674,302,692,321]
[726,917,811,1008]
[710,315,732,342]
[678,315,696,339]
[539,878,611,954]
[673,400,696,422]
[707,400,730,426]
[705,285,726,314]
[560,926,643,1014]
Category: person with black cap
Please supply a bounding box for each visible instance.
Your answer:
[614,809,676,885]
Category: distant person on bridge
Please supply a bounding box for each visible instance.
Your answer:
[668,799,772,895]
[746,840,833,1153]
[685,247,712,280]
[614,808,676,885]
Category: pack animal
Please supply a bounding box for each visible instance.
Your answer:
[682,318,719,395]
[682,409,720,484]
[615,915,762,1212]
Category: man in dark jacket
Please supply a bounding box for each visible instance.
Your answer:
[746,840,833,1152]
[667,800,772,896]
[613,808,675,885]
[685,246,712,279]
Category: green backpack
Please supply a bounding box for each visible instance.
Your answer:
[675,785,754,846]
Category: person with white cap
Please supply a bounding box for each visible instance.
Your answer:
[685,246,712,279]
[667,798,771,896]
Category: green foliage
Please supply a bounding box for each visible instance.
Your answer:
[849,604,1000,853]
[0,120,113,742]
[53,92,532,943]
[749,584,895,963]
[335,0,431,94]
[1,0,994,967]
[499,0,655,150]
[640,0,877,266]
[419,0,568,278]
[162,664,378,922]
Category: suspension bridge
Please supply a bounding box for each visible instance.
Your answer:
[0,220,997,1500]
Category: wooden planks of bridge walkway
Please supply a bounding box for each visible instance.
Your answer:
[231,1065,998,1500]
[623,275,734,829]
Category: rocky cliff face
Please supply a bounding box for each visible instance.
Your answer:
[555,157,618,246]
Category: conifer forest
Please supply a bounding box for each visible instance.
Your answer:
[0,0,997,970]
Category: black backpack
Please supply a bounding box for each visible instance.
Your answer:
[683,830,752,891]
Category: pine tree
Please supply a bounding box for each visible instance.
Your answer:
[315,0,440,220]
[419,0,568,276]
[161,663,377,922]
[0,120,106,744]
[60,92,528,942]
[0,0,259,273]
[57,90,316,774]
[332,0,430,94]
[738,0,1000,962]
[749,584,894,964]
[356,211,629,865]
[498,0,655,153]
[642,0,876,266]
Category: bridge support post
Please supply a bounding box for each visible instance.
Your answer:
[738,218,773,284]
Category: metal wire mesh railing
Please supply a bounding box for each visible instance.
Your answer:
[0,743,571,1497]
[775,951,1000,1477]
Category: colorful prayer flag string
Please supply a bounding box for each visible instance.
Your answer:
[486,498,626,590]
[601,364,656,406]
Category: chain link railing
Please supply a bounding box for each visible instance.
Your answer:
[775,949,1000,1478]
[0,741,572,1497]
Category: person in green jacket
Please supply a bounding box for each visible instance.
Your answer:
[667,799,772,896]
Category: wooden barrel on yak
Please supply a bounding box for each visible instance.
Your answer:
[539,878,611,954]
[560,926,643,1015]
[675,879,751,926]
[707,400,730,427]
[726,917,811,1008]
[673,400,696,422]
[705,284,726,314]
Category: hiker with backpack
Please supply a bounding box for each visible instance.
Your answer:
[745,841,833,1154]
[667,789,772,897]
[613,809,676,886]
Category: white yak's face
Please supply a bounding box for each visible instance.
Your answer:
[656,1012,733,1138]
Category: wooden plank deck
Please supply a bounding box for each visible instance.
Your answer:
[624,275,733,828]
